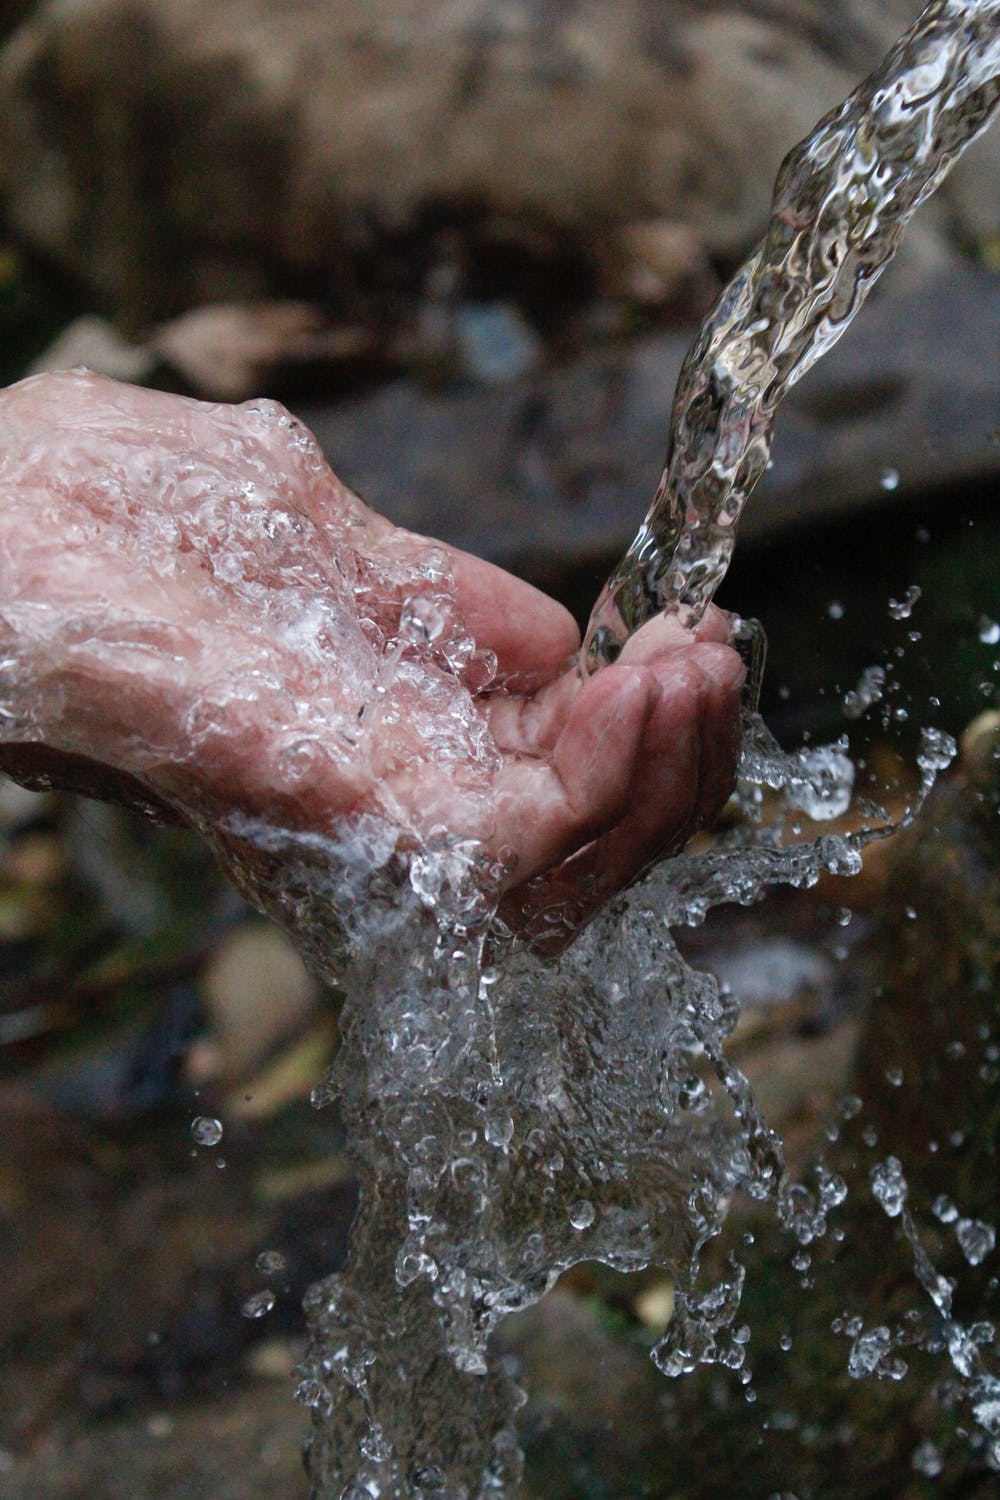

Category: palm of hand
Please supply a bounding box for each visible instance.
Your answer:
[0,371,743,940]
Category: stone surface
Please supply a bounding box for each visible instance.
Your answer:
[295,262,1000,590]
[0,0,969,326]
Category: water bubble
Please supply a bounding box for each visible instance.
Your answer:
[979,616,1000,646]
[956,1218,996,1267]
[483,1107,514,1151]
[296,1378,334,1417]
[839,1094,863,1120]
[880,468,900,491]
[256,1250,287,1277]
[827,600,845,620]
[779,1333,793,1352]
[190,1115,223,1147]
[241,1290,276,1319]
[884,1065,904,1087]
[870,1157,908,1217]
[973,1391,1000,1437]
[400,594,447,644]
[888,585,921,620]
[911,1439,943,1477]
[933,1195,959,1223]
[569,1200,596,1231]
[835,906,853,926]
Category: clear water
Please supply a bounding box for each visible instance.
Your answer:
[583,0,1000,666]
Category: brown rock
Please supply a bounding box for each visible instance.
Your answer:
[0,0,947,327]
[150,302,371,401]
[197,921,320,1084]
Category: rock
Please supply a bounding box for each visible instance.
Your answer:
[295,263,1000,590]
[0,0,965,327]
[26,313,155,383]
[150,302,373,401]
[601,216,715,309]
[195,921,320,1085]
[451,300,541,384]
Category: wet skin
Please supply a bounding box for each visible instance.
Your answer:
[0,370,744,941]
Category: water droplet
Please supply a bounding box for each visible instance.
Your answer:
[256,1250,287,1277]
[911,1438,943,1477]
[979,616,1000,646]
[399,594,448,644]
[956,1217,996,1266]
[880,468,900,491]
[870,1156,908,1217]
[569,1200,596,1231]
[296,1379,334,1416]
[917,726,957,776]
[241,1290,276,1319]
[847,1324,907,1381]
[191,1115,223,1147]
[888,585,921,620]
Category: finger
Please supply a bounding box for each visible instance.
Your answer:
[505,641,744,946]
[485,602,736,756]
[486,664,655,882]
[616,602,733,665]
[437,547,581,689]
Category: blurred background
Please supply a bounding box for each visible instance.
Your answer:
[0,2,998,1496]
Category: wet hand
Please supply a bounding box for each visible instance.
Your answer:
[0,370,743,941]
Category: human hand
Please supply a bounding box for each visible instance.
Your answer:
[0,371,743,942]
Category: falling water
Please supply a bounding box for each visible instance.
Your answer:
[583,0,1000,664]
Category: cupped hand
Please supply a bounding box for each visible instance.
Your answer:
[0,370,743,941]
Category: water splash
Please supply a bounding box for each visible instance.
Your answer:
[269,4,1000,1492]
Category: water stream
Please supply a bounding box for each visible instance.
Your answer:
[226,4,1000,1495]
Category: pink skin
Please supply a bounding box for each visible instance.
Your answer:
[0,370,744,942]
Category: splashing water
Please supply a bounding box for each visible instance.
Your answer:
[277,3,1000,1494]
